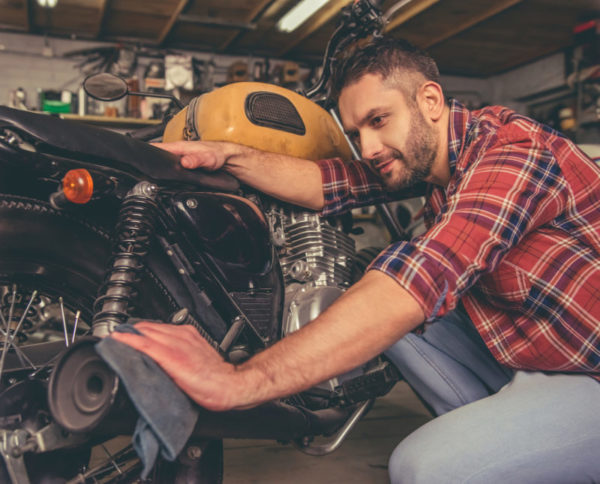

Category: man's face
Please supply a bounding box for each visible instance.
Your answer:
[338,73,438,191]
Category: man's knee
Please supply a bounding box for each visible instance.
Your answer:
[386,335,491,416]
[387,411,483,483]
[388,430,449,484]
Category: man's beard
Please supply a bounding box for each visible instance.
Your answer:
[376,106,438,192]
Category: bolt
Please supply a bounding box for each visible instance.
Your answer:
[178,268,185,275]
[187,445,203,460]
[186,198,198,209]
[141,183,157,197]
[170,308,189,325]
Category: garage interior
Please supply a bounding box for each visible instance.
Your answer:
[1,0,598,141]
[0,0,599,482]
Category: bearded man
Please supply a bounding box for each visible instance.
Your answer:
[113,37,600,482]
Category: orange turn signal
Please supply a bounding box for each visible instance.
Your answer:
[62,169,93,204]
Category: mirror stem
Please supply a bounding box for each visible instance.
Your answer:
[128,91,184,110]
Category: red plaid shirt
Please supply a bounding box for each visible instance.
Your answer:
[317,99,600,378]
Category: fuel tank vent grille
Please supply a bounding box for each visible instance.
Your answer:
[245,91,306,135]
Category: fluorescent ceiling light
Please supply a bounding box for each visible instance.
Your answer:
[276,0,330,33]
[37,0,58,7]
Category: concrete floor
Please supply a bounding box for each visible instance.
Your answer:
[223,382,432,483]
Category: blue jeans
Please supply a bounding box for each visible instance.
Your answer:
[385,309,600,483]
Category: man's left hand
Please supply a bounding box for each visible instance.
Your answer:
[110,322,242,411]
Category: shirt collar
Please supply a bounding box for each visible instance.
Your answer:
[447,98,473,177]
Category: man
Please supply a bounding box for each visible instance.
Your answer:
[113,38,600,482]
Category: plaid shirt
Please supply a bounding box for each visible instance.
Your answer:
[317,99,600,378]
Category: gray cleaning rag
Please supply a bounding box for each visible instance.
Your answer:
[95,323,199,478]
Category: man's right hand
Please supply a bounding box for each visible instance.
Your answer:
[153,140,245,172]
[154,139,325,211]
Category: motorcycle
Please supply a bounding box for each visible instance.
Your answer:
[0,1,409,482]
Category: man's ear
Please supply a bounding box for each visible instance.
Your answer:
[417,81,445,122]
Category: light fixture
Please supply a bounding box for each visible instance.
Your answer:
[276,0,330,33]
[37,0,58,8]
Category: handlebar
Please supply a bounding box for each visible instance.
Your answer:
[304,0,385,103]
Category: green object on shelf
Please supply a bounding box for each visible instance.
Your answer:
[42,100,72,113]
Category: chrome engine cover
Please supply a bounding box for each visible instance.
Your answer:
[268,206,359,391]
[269,208,355,290]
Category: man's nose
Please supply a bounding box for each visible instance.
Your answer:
[359,131,383,160]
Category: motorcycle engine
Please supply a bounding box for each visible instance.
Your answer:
[267,204,363,394]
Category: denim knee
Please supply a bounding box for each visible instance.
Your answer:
[388,432,443,484]
[386,335,492,416]
[388,419,469,484]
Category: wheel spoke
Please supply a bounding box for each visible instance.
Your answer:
[9,290,38,345]
[29,353,61,378]
[59,297,70,348]
[66,444,138,483]
[101,443,124,475]
[7,285,17,332]
[0,287,88,379]
[0,328,37,370]
[0,290,40,379]
[71,310,81,344]
[0,285,18,381]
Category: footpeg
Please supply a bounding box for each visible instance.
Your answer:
[337,360,400,404]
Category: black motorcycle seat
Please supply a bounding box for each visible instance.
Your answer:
[0,106,239,192]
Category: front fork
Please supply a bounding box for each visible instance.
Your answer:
[92,181,159,337]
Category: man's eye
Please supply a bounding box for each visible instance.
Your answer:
[371,116,384,126]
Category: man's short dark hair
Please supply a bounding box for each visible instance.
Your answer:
[330,36,440,100]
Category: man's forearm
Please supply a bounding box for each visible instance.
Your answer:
[154,140,326,211]
[110,270,425,411]
[223,144,325,211]
[229,270,425,409]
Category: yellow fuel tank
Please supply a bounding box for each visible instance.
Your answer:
[163,82,352,161]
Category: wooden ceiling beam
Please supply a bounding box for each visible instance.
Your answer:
[276,0,353,57]
[156,0,188,46]
[422,0,524,49]
[219,0,273,51]
[94,0,108,37]
[260,0,294,22]
[383,0,440,33]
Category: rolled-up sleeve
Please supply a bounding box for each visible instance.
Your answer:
[316,157,426,216]
[316,158,387,216]
[367,140,569,321]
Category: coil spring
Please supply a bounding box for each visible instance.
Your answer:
[92,184,158,335]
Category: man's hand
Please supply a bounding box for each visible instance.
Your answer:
[154,140,325,211]
[110,322,242,412]
[153,140,246,172]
